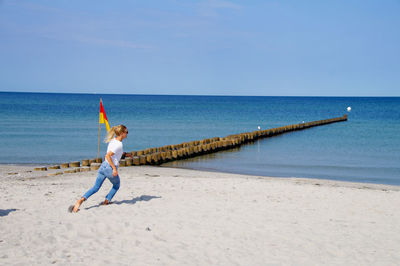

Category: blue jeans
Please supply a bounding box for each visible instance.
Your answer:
[83,161,120,202]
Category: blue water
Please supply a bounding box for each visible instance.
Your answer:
[1,92,399,185]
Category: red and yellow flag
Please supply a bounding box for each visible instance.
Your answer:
[99,99,110,132]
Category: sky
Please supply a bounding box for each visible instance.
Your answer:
[0,0,399,96]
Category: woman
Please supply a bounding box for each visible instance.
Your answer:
[70,125,128,213]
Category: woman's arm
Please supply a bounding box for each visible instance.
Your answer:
[105,151,118,176]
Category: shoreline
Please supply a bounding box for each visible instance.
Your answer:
[1,164,400,264]
[161,164,400,188]
[1,163,400,189]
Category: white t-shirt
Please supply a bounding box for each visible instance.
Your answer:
[106,138,123,167]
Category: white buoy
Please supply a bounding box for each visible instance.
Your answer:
[257,126,261,130]
[347,106,352,112]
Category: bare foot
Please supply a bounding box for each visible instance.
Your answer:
[72,205,80,213]
[101,199,110,205]
[71,198,85,213]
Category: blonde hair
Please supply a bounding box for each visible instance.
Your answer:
[104,125,128,143]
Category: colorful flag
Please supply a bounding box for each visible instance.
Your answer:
[99,99,110,132]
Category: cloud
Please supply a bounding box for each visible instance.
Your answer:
[203,0,241,10]
[4,0,63,13]
[33,27,151,49]
[5,22,151,50]
[197,0,242,17]
[70,35,151,49]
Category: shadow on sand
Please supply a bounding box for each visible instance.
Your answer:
[0,209,18,217]
[85,195,161,210]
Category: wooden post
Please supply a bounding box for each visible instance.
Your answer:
[39,115,348,173]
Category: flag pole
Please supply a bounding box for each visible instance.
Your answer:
[97,98,102,159]
[97,123,101,159]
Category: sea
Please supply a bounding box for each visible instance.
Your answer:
[1,92,399,185]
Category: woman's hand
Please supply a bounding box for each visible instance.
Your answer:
[112,168,118,177]
[105,151,118,177]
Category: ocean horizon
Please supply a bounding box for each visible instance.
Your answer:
[1,91,399,185]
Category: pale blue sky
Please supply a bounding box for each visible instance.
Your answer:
[1,0,399,96]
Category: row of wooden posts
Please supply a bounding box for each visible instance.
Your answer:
[34,115,347,173]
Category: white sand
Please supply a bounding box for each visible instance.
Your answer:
[1,165,400,265]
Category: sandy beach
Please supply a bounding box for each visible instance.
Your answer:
[1,165,399,265]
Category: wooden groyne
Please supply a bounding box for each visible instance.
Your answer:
[35,114,347,175]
